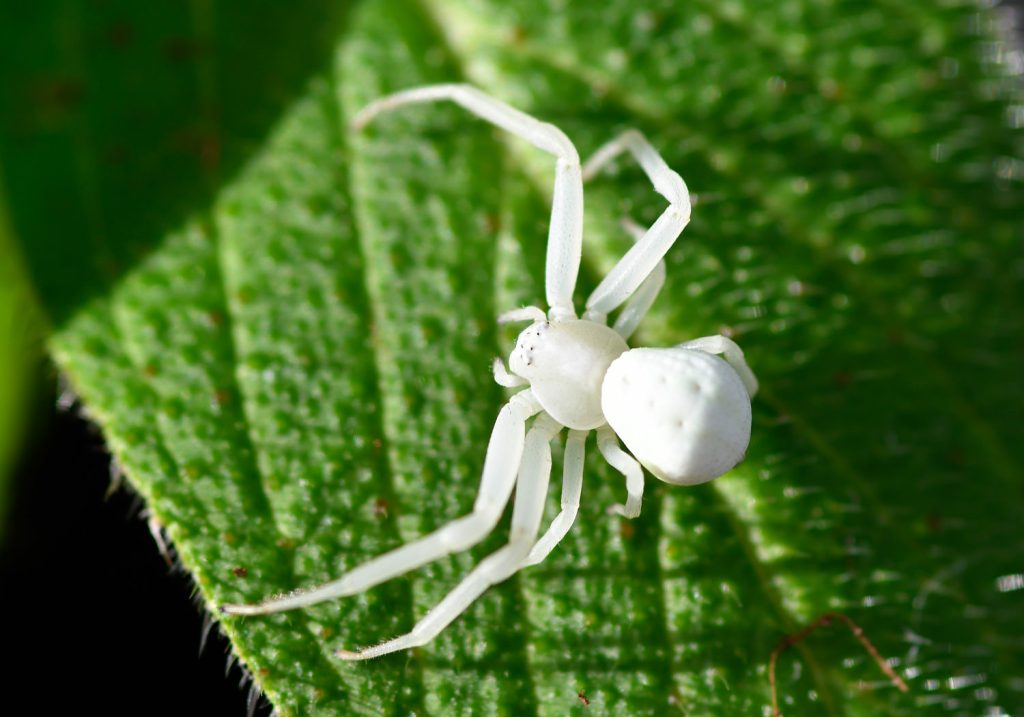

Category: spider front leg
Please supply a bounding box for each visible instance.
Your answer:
[353,84,584,320]
[597,424,645,519]
[582,130,691,322]
[338,414,563,660]
[609,217,666,340]
[220,390,541,617]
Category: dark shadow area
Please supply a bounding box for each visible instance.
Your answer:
[0,0,354,327]
[0,397,267,716]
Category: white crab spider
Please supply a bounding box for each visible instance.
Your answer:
[221,84,758,660]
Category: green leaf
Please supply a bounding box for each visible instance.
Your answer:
[3,0,1022,714]
[0,182,41,535]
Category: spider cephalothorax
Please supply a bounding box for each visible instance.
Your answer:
[509,319,627,430]
[222,84,758,660]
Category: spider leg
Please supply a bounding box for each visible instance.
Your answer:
[338,414,564,660]
[582,130,691,320]
[678,335,759,397]
[221,391,542,616]
[582,130,688,206]
[497,306,547,324]
[609,217,666,340]
[353,84,583,321]
[525,428,586,566]
[492,357,528,388]
[597,425,645,519]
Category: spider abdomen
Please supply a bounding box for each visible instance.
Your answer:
[601,347,752,485]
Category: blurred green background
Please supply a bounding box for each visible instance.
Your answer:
[1,1,1022,716]
[0,187,38,535]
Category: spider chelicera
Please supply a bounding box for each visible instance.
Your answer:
[222,84,758,660]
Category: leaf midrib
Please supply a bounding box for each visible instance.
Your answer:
[184,0,364,699]
[329,44,435,715]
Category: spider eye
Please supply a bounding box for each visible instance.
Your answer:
[509,321,550,376]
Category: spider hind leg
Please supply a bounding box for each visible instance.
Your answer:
[221,391,542,617]
[338,414,562,660]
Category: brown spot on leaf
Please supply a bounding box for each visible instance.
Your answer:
[173,128,222,170]
[163,36,205,63]
[231,566,248,578]
[819,79,845,100]
[619,520,635,540]
[106,22,134,48]
[31,77,85,112]
[103,143,128,165]
[198,134,221,171]
[484,212,500,234]
[945,449,965,468]
[97,255,122,280]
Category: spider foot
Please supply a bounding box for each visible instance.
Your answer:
[608,502,641,519]
[497,306,546,324]
[492,358,527,388]
[336,634,417,661]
